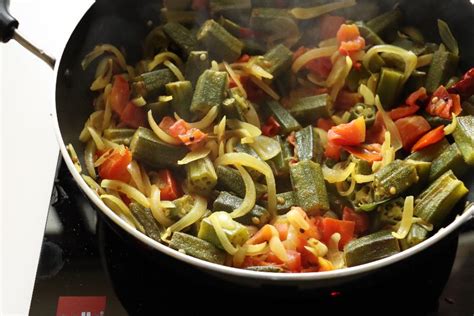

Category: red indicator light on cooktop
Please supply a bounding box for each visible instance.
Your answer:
[56,296,106,316]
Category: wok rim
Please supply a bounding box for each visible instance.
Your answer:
[51,2,474,284]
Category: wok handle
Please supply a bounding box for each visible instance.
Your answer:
[0,0,55,69]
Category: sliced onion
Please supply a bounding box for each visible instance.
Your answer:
[336,172,356,197]
[224,62,247,98]
[286,208,310,231]
[150,185,174,227]
[416,54,433,68]
[375,95,403,151]
[250,76,280,100]
[82,44,128,73]
[148,51,183,71]
[87,127,106,151]
[329,56,353,101]
[215,153,277,216]
[177,106,218,130]
[82,174,105,196]
[214,115,227,143]
[205,139,219,161]
[244,102,261,129]
[100,194,143,231]
[102,93,113,131]
[290,0,356,20]
[229,166,256,219]
[178,148,211,165]
[101,179,150,208]
[147,110,182,145]
[225,136,240,153]
[128,160,146,195]
[322,162,355,183]
[227,119,262,142]
[444,113,458,135]
[318,37,338,48]
[164,60,185,81]
[292,46,338,73]
[90,58,113,91]
[327,233,345,269]
[304,238,328,258]
[392,196,415,239]
[358,84,375,106]
[209,212,238,255]
[246,242,269,256]
[269,225,288,262]
[249,136,282,161]
[66,143,82,173]
[354,174,375,183]
[165,195,207,235]
[84,140,97,179]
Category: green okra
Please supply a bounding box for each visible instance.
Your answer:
[163,0,192,11]
[425,46,459,93]
[170,232,226,264]
[414,170,468,228]
[366,8,402,39]
[260,191,296,215]
[213,191,271,227]
[129,203,164,242]
[145,99,172,122]
[191,70,228,118]
[266,100,301,134]
[218,16,243,38]
[349,103,376,128]
[290,160,329,215]
[215,165,267,198]
[354,21,385,46]
[222,98,247,122]
[376,67,404,109]
[373,160,419,201]
[453,115,474,165]
[429,143,468,182]
[197,19,243,62]
[166,81,194,121]
[161,10,198,26]
[185,51,211,87]
[249,8,299,44]
[269,135,293,177]
[295,126,323,163]
[162,22,197,57]
[210,0,251,22]
[130,127,189,169]
[186,156,218,195]
[103,128,136,146]
[198,212,250,249]
[399,224,429,250]
[289,94,331,124]
[133,69,177,98]
[168,195,195,221]
[259,44,293,79]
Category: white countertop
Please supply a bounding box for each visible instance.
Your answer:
[1,1,92,315]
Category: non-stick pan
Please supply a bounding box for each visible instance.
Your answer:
[2,0,473,288]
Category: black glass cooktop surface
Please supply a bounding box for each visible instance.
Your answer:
[29,159,474,315]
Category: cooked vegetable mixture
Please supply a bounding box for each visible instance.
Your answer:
[73,0,474,273]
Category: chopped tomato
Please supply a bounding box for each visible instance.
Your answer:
[178,128,207,146]
[285,250,302,272]
[240,76,266,103]
[262,116,281,137]
[320,15,346,40]
[342,206,369,235]
[168,119,189,138]
[166,119,207,146]
[305,57,333,79]
[98,146,132,183]
[247,224,274,245]
[274,223,289,241]
[426,86,457,119]
[366,112,386,144]
[411,125,445,153]
[406,87,428,107]
[317,118,335,131]
[335,90,363,111]
[156,169,182,200]
[395,115,431,151]
[328,116,366,146]
[451,93,462,116]
[109,75,130,114]
[319,218,355,250]
[120,102,146,128]
[449,67,474,97]
[237,54,251,63]
[324,140,342,160]
[159,116,177,132]
[389,104,420,121]
[336,24,365,56]
[342,143,383,162]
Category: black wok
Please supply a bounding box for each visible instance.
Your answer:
[2,0,473,288]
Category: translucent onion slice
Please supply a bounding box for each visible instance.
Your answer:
[290,0,356,20]
[128,160,146,195]
[101,179,150,208]
[208,213,238,255]
[327,233,345,269]
[150,185,174,227]
[358,84,375,106]
[224,61,247,98]
[82,174,106,196]
[392,196,415,239]
[246,242,269,255]
[227,119,261,141]
[177,106,218,130]
[147,110,182,145]
[322,162,356,183]
[244,102,261,129]
[318,37,338,48]
[292,45,338,73]
[100,194,143,231]
[363,45,417,84]
[178,147,211,165]
[269,225,288,262]
[148,51,183,71]
[205,139,219,160]
[229,165,256,219]
[329,56,353,101]
[164,60,185,81]
[416,54,433,68]
[367,73,379,93]
[250,76,280,100]
[336,172,356,197]
[248,64,273,80]
[375,95,403,151]
[249,136,282,161]
[315,128,328,147]
[164,195,207,235]
[214,115,227,143]
[102,139,120,149]
[444,113,458,135]
[215,153,277,216]
[81,44,128,72]
[286,208,310,231]
[304,238,328,258]
[87,127,106,151]
[225,136,240,153]
[233,245,248,267]
[66,143,82,173]
[84,140,97,179]
[90,58,113,91]
[102,95,113,131]
[354,174,375,183]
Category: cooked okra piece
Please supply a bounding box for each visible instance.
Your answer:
[344,230,401,267]
[218,16,242,38]
[414,170,468,228]
[235,143,264,179]
[166,81,194,121]
[133,69,177,98]
[185,51,211,87]
[266,100,301,134]
[258,44,293,79]
[260,191,296,215]
[145,99,171,122]
[129,203,164,242]
[210,0,251,22]
[215,165,267,198]
[222,98,246,121]
[399,224,429,250]
[405,160,432,192]
[375,197,404,227]
[295,126,323,163]
[453,115,474,165]
[405,138,449,162]
[103,128,136,146]
[428,143,467,182]
[289,94,331,124]
[269,135,293,177]
[198,212,250,249]
[366,8,402,39]
[349,103,376,127]
[213,191,271,227]
[245,266,284,272]
[249,8,299,43]
[373,160,418,201]
[161,10,198,26]
[163,0,192,11]
[425,46,459,93]
[197,19,243,62]
[162,22,197,57]
[290,160,329,215]
[376,67,404,109]
[186,156,218,195]
[130,127,189,169]
[354,21,385,46]
[191,70,228,118]
[168,195,195,221]
[170,231,226,264]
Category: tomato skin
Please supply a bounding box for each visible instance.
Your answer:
[426,86,460,119]
[120,102,146,128]
[261,116,281,137]
[406,87,428,107]
[411,125,445,153]
[317,118,335,132]
[324,140,342,161]
[98,147,132,183]
[157,169,182,200]
[285,250,302,273]
[342,206,369,235]
[366,112,386,145]
[342,143,383,162]
[319,218,355,250]
[327,116,366,146]
[110,75,130,114]
[389,104,420,121]
[395,115,431,151]
[336,24,365,56]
